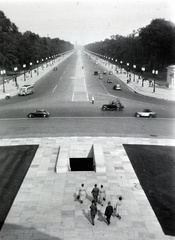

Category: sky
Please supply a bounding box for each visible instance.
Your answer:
[0,0,175,46]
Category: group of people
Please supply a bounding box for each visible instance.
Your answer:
[77,183,123,226]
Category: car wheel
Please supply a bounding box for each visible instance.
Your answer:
[28,114,33,118]
[102,107,106,110]
[149,114,153,118]
[136,113,140,118]
[43,115,46,117]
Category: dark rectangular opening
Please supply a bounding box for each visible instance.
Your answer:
[70,158,94,171]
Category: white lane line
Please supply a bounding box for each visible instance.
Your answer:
[52,85,57,93]
[59,76,62,81]
[72,93,74,101]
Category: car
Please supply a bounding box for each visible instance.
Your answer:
[135,109,156,118]
[109,71,113,75]
[27,109,50,118]
[102,99,124,111]
[99,74,103,79]
[113,84,121,90]
[103,71,107,74]
[94,71,98,75]
[107,79,112,83]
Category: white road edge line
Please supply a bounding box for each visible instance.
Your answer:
[52,85,57,93]
[59,76,62,81]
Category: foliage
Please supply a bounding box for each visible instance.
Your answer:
[0,11,74,70]
[85,18,175,72]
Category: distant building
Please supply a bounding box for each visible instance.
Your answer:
[167,65,175,89]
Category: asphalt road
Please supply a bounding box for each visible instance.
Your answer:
[0,50,174,139]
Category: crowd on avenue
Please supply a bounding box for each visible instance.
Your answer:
[77,183,123,226]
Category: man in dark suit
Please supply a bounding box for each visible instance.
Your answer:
[105,201,113,225]
[91,184,99,203]
[89,200,97,225]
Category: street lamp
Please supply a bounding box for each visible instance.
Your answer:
[120,61,123,73]
[23,64,26,81]
[133,65,136,81]
[152,70,158,92]
[30,62,32,77]
[1,70,6,93]
[36,60,39,75]
[141,67,145,87]
[14,67,18,86]
[127,63,129,77]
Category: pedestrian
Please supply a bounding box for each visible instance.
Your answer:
[91,184,99,203]
[89,200,97,225]
[78,183,86,204]
[99,185,106,206]
[104,201,113,225]
[114,196,123,219]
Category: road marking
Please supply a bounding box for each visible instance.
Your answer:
[59,76,62,81]
[72,93,74,101]
[52,85,57,93]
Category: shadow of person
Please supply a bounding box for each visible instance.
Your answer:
[82,209,92,224]
[86,193,93,203]
[97,209,106,223]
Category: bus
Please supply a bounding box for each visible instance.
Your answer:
[18,84,34,96]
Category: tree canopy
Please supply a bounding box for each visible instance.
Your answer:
[85,18,175,71]
[0,11,74,70]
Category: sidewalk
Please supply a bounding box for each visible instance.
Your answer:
[0,52,73,100]
[98,58,175,102]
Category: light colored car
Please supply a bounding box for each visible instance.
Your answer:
[113,84,121,90]
[109,71,113,75]
[99,74,103,79]
[135,109,156,118]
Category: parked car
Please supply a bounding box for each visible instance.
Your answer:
[103,71,107,74]
[135,109,156,118]
[107,79,112,83]
[109,71,113,75]
[102,99,124,111]
[27,109,50,118]
[113,84,121,90]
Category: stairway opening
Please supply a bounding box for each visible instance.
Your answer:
[69,158,94,171]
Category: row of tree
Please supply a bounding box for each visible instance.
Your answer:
[0,11,74,71]
[85,19,175,72]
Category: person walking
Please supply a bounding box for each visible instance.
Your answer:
[78,183,86,204]
[104,201,113,225]
[114,196,123,219]
[91,184,99,204]
[89,200,97,225]
[99,185,106,206]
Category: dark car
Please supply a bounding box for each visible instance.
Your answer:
[107,79,112,83]
[94,71,99,75]
[135,109,156,118]
[102,99,124,111]
[27,109,49,118]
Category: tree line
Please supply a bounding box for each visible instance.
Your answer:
[85,19,175,73]
[0,11,74,71]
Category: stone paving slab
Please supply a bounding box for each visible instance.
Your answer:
[0,137,175,240]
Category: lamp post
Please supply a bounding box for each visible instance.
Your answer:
[1,70,6,93]
[152,70,158,92]
[127,63,129,77]
[120,61,123,73]
[141,67,145,87]
[23,64,26,81]
[14,67,18,86]
[115,59,117,72]
[133,65,136,81]
[36,60,39,75]
[30,62,32,77]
